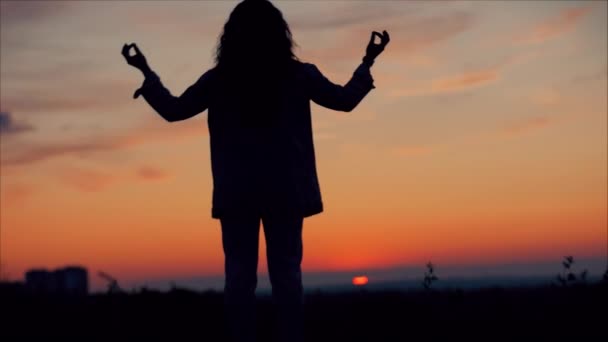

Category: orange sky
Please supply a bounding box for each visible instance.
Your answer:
[1,1,606,291]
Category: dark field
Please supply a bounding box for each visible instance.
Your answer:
[1,284,606,341]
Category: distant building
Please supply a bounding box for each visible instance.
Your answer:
[25,266,88,295]
[57,267,89,295]
[0,281,26,296]
[25,269,55,293]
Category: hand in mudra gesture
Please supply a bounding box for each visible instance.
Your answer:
[121,43,151,74]
[364,30,390,65]
[122,43,153,98]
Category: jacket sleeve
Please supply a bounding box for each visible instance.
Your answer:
[136,69,213,122]
[305,62,375,112]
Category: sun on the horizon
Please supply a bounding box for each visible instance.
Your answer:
[352,276,369,286]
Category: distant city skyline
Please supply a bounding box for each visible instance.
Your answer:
[6,256,601,293]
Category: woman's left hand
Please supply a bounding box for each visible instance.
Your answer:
[121,43,151,75]
[364,30,390,65]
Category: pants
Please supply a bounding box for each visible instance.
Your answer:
[221,214,304,342]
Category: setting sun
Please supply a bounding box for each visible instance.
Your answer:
[352,276,369,286]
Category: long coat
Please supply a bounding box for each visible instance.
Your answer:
[137,60,375,219]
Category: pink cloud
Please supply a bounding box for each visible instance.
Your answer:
[514,6,592,44]
[392,145,433,157]
[529,88,561,107]
[0,120,206,167]
[0,182,35,206]
[290,4,406,31]
[1,140,122,166]
[50,165,170,193]
[302,11,474,66]
[500,116,558,137]
[137,166,169,181]
[388,65,501,97]
[431,68,500,93]
[1,79,137,115]
[385,12,474,58]
[388,51,537,98]
[58,167,116,192]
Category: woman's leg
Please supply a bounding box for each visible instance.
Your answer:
[262,214,305,342]
[221,215,261,342]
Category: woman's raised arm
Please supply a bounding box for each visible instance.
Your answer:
[305,31,389,112]
[122,43,211,122]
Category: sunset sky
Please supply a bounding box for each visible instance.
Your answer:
[1,0,606,291]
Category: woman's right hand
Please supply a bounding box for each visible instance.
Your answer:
[121,43,151,75]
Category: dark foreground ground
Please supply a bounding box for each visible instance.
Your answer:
[1,284,606,341]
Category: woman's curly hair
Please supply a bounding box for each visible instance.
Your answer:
[215,0,297,67]
[213,0,299,126]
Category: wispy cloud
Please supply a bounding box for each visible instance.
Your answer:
[0,111,34,135]
[1,140,121,166]
[386,12,474,57]
[514,5,592,44]
[1,77,137,115]
[54,164,170,192]
[0,182,35,206]
[392,145,434,157]
[499,116,559,138]
[302,11,474,66]
[0,1,71,26]
[389,65,501,97]
[431,68,500,93]
[137,166,170,181]
[388,50,538,97]
[290,3,411,31]
[58,167,116,192]
[528,88,561,107]
[570,66,608,84]
[386,114,561,158]
[0,120,205,167]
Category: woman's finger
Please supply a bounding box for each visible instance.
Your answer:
[121,44,130,58]
[382,30,390,45]
[132,43,142,56]
[369,32,377,46]
[373,31,383,45]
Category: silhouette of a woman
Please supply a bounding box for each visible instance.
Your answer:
[122,1,389,341]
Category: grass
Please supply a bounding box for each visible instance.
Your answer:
[1,282,605,341]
